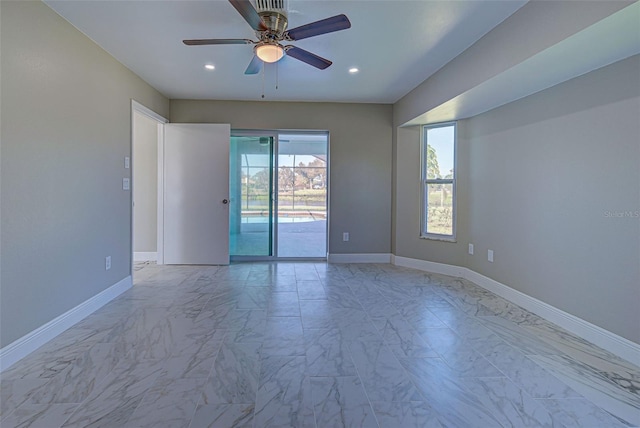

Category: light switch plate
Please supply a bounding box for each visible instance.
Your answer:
[123,178,130,190]
[124,157,130,169]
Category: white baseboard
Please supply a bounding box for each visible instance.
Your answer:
[328,253,392,263]
[134,252,157,262]
[392,255,466,277]
[0,276,133,372]
[461,267,640,367]
[392,256,640,367]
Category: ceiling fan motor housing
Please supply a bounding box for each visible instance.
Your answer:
[255,0,288,37]
[254,0,287,15]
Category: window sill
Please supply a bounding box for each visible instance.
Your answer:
[420,235,457,243]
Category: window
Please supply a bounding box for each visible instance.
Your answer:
[421,122,456,239]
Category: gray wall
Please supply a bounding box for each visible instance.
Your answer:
[133,112,159,253]
[170,100,393,255]
[464,56,640,344]
[0,1,170,347]
[394,56,640,344]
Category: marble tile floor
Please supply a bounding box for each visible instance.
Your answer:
[1,262,639,427]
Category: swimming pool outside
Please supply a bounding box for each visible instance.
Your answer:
[240,216,315,224]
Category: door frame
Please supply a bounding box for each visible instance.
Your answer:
[130,100,168,270]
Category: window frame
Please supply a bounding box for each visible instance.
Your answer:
[420,121,457,241]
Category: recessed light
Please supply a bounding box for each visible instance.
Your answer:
[348,67,359,74]
[204,64,215,70]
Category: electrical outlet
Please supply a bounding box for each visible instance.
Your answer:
[123,178,130,190]
[124,157,130,169]
[343,232,350,242]
[488,250,494,263]
[105,256,111,270]
[468,244,474,255]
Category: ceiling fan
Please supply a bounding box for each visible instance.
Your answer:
[183,0,351,74]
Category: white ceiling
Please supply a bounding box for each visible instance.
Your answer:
[406,1,640,125]
[44,0,526,103]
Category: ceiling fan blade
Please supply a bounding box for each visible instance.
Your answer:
[285,46,332,70]
[245,55,262,75]
[285,14,351,41]
[183,39,252,46]
[228,0,268,31]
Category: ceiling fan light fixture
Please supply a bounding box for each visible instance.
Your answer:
[255,43,284,63]
[183,1,351,72]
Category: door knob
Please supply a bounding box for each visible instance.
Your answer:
[222,199,229,204]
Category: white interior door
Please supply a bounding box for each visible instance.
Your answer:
[163,124,230,265]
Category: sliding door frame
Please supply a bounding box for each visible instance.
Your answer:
[231,129,329,262]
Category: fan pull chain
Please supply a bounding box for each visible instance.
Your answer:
[275,60,279,91]
[261,61,265,99]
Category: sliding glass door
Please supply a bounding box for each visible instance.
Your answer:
[229,135,274,256]
[277,134,327,258]
[229,131,328,260]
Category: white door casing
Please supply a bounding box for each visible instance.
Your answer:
[163,124,231,265]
